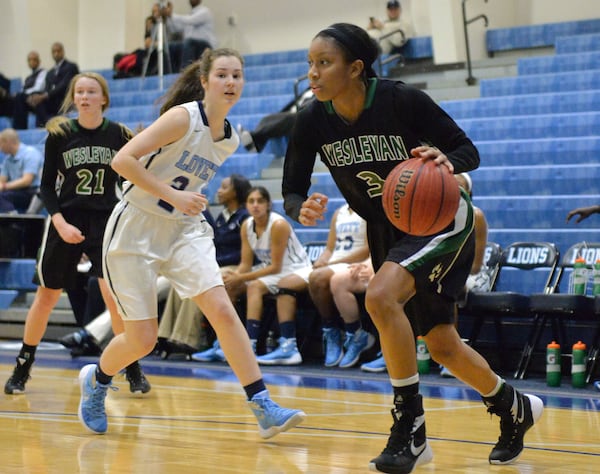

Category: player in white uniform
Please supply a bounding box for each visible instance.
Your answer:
[257,201,371,366]
[209,186,309,365]
[77,48,305,439]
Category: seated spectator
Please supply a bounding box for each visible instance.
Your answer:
[165,0,216,71]
[263,202,370,367]
[237,90,313,154]
[193,186,311,365]
[157,174,252,357]
[329,257,376,368]
[13,42,79,129]
[0,52,47,119]
[367,0,414,54]
[0,128,43,213]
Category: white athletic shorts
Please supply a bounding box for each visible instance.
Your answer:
[103,201,221,320]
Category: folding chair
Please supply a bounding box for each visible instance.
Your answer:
[464,242,559,377]
[526,242,600,381]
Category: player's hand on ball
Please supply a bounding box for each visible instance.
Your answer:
[411,146,454,173]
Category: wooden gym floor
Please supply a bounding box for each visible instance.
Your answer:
[0,341,599,473]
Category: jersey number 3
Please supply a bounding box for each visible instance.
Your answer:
[158,176,190,212]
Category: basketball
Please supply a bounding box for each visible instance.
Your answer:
[381,159,460,236]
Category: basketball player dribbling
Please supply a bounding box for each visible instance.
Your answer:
[281,22,543,474]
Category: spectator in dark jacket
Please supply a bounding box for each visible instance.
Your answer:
[13,42,79,129]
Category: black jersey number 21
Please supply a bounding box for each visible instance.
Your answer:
[158,176,190,212]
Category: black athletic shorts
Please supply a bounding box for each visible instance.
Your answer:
[374,194,475,336]
[35,208,112,290]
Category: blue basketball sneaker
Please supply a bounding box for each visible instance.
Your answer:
[247,390,306,439]
[322,327,343,367]
[256,337,302,365]
[339,329,375,368]
[191,340,226,362]
[361,352,387,373]
[78,364,115,434]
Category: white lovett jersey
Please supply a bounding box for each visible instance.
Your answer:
[121,101,239,218]
[245,212,310,271]
[330,204,368,262]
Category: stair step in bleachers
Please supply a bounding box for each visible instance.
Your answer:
[480,69,600,96]
[517,51,600,75]
[441,89,600,119]
[231,94,293,115]
[555,32,600,54]
[110,90,164,108]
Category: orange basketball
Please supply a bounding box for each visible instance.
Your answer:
[382,159,460,236]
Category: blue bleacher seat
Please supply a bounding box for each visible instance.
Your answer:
[470,164,600,196]
[9,77,22,93]
[517,51,600,75]
[457,111,600,141]
[555,32,600,54]
[110,90,163,108]
[486,18,600,56]
[475,136,600,167]
[480,69,600,97]
[105,105,159,123]
[230,94,293,115]
[441,90,600,119]
[487,229,600,256]
[243,49,308,67]
[402,36,434,59]
[474,194,600,230]
[0,259,37,292]
[244,62,307,82]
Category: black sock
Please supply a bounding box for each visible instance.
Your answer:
[244,379,266,400]
[279,321,295,340]
[393,382,420,407]
[344,320,361,334]
[95,366,113,385]
[18,343,37,365]
[246,319,261,341]
[126,360,140,372]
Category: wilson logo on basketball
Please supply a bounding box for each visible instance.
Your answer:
[392,169,415,218]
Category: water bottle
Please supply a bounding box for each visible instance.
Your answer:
[572,257,587,295]
[571,341,587,388]
[546,341,561,387]
[593,259,600,296]
[416,336,430,375]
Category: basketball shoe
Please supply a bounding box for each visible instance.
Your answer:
[256,337,302,365]
[247,389,306,439]
[361,353,387,373]
[191,340,226,362]
[339,329,375,368]
[78,364,116,434]
[4,356,33,394]
[125,362,151,394]
[483,383,543,464]
[322,327,343,367]
[369,394,433,473]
